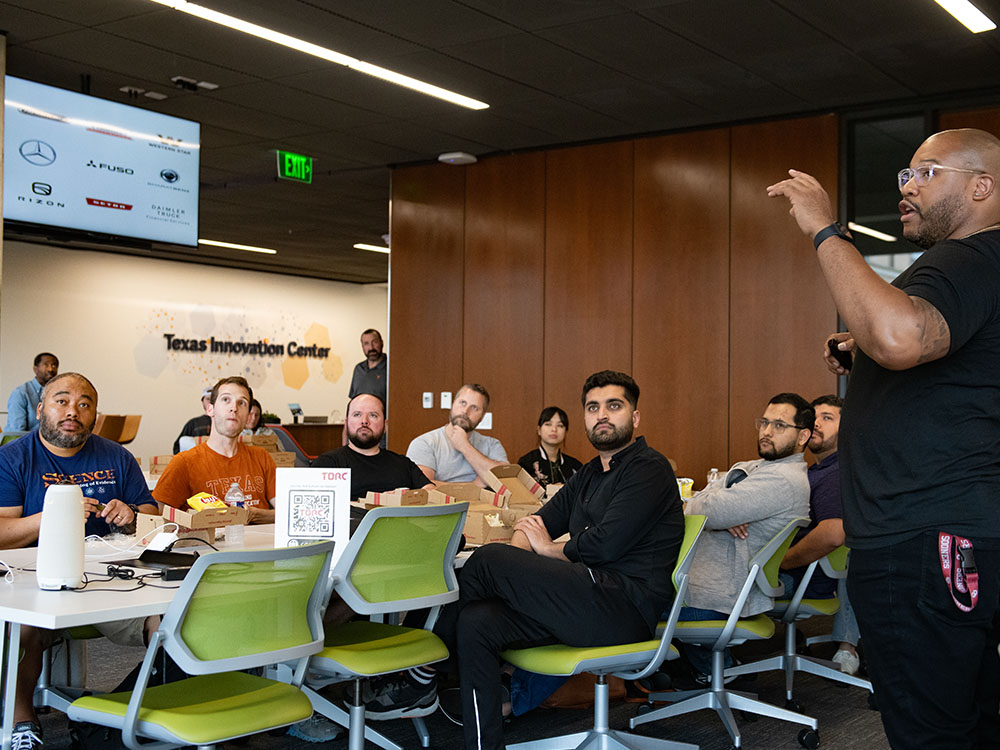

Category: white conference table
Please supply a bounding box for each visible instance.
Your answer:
[0,525,276,750]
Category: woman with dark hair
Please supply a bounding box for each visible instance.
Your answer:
[516,406,582,488]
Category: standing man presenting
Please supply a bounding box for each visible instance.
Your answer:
[4,352,59,431]
[768,128,1000,748]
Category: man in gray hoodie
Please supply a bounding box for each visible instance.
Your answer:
[680,392,813,678]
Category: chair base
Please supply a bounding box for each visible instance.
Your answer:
[304,685,434,750]
[508,727,696,750]
[631,686,817,749]
[726,622,873,700]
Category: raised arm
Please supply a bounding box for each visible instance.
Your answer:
[766,170,950,370]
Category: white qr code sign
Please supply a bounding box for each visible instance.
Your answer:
[274,468,350,561]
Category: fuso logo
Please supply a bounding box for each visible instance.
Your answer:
[19,140,56,166]
[86,198,133,211]
[32,182,52,196]
[86,160,134,175]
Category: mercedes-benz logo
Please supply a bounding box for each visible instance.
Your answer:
[19,140,56,166]
[160,169,179,183]
[32,182,52,196]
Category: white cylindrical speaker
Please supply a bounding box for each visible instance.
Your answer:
[36,484,85,590]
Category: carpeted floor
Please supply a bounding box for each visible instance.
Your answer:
[38,617,888,750]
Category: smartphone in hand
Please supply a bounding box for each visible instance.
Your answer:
[828,338,852,372]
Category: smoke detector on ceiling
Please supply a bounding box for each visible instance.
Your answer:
[438,151,477,165]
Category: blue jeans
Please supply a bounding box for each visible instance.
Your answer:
[678,606,732,676]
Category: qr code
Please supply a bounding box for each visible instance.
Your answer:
[288,491,335,538]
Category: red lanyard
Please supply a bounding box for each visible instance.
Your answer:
[938,533,979,613]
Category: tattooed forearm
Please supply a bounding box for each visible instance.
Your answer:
[912,296,951,364]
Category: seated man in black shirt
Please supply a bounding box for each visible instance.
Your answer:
[362,371,684,750]
[313,392,432,504]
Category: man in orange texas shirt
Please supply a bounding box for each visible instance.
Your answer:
[154,376,275,523]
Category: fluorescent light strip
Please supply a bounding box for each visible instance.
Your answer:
[354,243,391,254]
[147,0,489,110]
[848,222,898,243]
[933,0,997,32]
[199,238,277,254]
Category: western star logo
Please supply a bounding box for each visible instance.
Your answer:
[86,198,133,210]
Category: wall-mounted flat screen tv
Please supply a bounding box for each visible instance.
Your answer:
[3,76,200,247]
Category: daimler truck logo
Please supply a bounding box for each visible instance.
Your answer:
[19,140,56,166]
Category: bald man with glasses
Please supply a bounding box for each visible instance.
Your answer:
[769,128,1000,750]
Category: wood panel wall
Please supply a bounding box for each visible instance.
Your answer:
[633,129,731,476]
[387,164,465,453]
[389,115,839,480]
[463,152,546,459]
[729,116,840,461]
[544,142,635,459]
[938,105,1000,135]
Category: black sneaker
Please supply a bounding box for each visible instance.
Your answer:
[12,722,43,750]
[356,672,437,720]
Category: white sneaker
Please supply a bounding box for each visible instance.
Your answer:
[832,649,860,676]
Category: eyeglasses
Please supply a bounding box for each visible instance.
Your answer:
[754,418,806,433]
[897,164,985,190]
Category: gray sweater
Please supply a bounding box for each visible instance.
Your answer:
[684,452,810,616]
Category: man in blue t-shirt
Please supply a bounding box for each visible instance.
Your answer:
[0,372,157,750]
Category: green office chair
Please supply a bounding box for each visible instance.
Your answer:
[725,546,872,711]
[0,430,27,445]
[305,502,468,750]
[67,542,334,750]
[498,514,707,750]
[631,518,820,750]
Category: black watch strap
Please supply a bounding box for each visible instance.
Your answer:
[813,222,853,250]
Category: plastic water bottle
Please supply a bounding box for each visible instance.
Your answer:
[706,468,720,490]
[224,482,246,545]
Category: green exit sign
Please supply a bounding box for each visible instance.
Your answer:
[276,150,313,184]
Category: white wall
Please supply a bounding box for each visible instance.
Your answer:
[0,241,387,461]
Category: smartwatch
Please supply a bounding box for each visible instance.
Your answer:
[813,222,853,250]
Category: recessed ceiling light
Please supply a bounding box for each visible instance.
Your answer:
[144,91,168,100]
[848,222,898,242]
[354,243,390,254]
[438,151,477,165]
[933,0,996,32]
[199,238,277,254]
[148,0,489,110]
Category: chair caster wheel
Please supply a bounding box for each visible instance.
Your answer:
[785,698,804,713]
[798,728,820,749]
[868,692,879,711]
[635,703,652,715]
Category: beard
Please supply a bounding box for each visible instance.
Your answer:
[587,420,634,452]
[758,437,796,461]
[348,426,381,449]
[39,412,93,449]
[906,193,966,249]
[450,414,474,432]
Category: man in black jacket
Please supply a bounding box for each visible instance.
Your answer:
[361,370,684,750]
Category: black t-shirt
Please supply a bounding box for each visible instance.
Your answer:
[841,230,1000,548]
[517,447,583,487]
[536,437,684,630]
[172,414,211,454]
[312,445,429,501]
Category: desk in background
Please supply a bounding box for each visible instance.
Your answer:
[281,423,343,456]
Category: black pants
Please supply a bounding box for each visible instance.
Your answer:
[434,544,652,750]
[848,532,1000,750]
